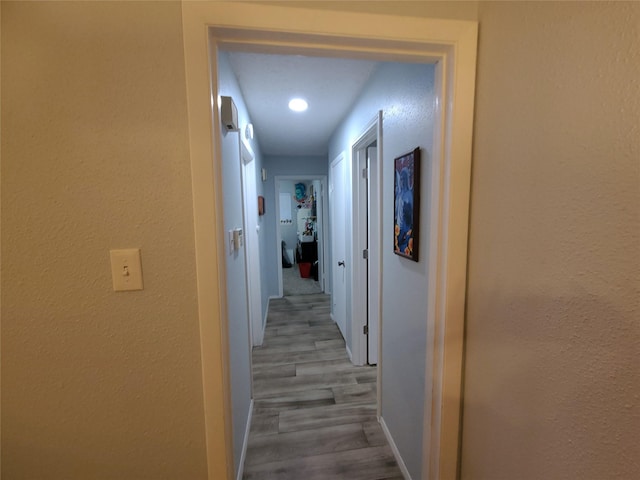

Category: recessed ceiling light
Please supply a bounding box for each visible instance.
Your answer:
[288,98,308,112]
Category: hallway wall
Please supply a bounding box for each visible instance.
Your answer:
[217,51,267,475]
[462,2,640,479]
[329,62,436,480]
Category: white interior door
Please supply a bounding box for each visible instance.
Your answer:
[241,141,264,346]
[330,154,347,339]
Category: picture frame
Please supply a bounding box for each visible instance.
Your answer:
[258,196,265,216]
[393,147,420,261]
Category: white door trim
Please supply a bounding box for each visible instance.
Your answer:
[351,114,382,368]
[329,152,348,341]
[181,3,478,479]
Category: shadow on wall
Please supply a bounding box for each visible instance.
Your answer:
[461,290,638,479]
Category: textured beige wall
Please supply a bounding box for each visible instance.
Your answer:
[5,1,638,478]
[463,2,639,479]
[2,2,208,478]
[242,0,478,21]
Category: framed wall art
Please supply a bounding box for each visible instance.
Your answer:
[393,147,420,261]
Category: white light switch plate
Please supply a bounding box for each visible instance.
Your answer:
[110,248,143,291]
[229,230,235,254]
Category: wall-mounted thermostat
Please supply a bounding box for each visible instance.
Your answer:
[221,96,238,131]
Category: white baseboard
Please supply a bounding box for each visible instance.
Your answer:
[330,313,350,360]
[260,312,269,345]
[256,298,276,346]
[236,399,254,480]
[379,416,412,480]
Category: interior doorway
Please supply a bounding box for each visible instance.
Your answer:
[329,154,347,340]
[275,175,328,298]
[240,140,264,347]
[351,114,382,366]
[182,5,478,478]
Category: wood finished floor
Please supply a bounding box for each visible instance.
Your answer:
[243,294,403,480]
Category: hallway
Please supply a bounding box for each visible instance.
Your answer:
[282,265,323,296]
[243,294,403,480]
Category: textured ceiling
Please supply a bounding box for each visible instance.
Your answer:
[226,52,379,157]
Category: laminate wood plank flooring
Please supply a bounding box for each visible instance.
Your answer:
[243,294,403,480]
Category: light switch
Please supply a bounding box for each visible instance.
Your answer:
[234,228,243,248]
[110,248,143,291]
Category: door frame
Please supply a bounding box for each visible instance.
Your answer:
[274,175,328,298]
[351,113,382,368]
[181,3,477,479]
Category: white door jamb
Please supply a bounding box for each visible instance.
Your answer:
[351,113,382,368]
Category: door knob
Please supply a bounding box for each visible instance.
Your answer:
[338,261,345,267]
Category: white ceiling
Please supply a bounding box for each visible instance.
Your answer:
[226,52,380,157]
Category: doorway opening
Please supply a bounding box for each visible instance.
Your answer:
[240,139,264,347]
[351,114,382,367]
[275,175,328,298]
[182,5,477,478]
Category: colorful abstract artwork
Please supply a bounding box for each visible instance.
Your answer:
[394,147,420,262]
